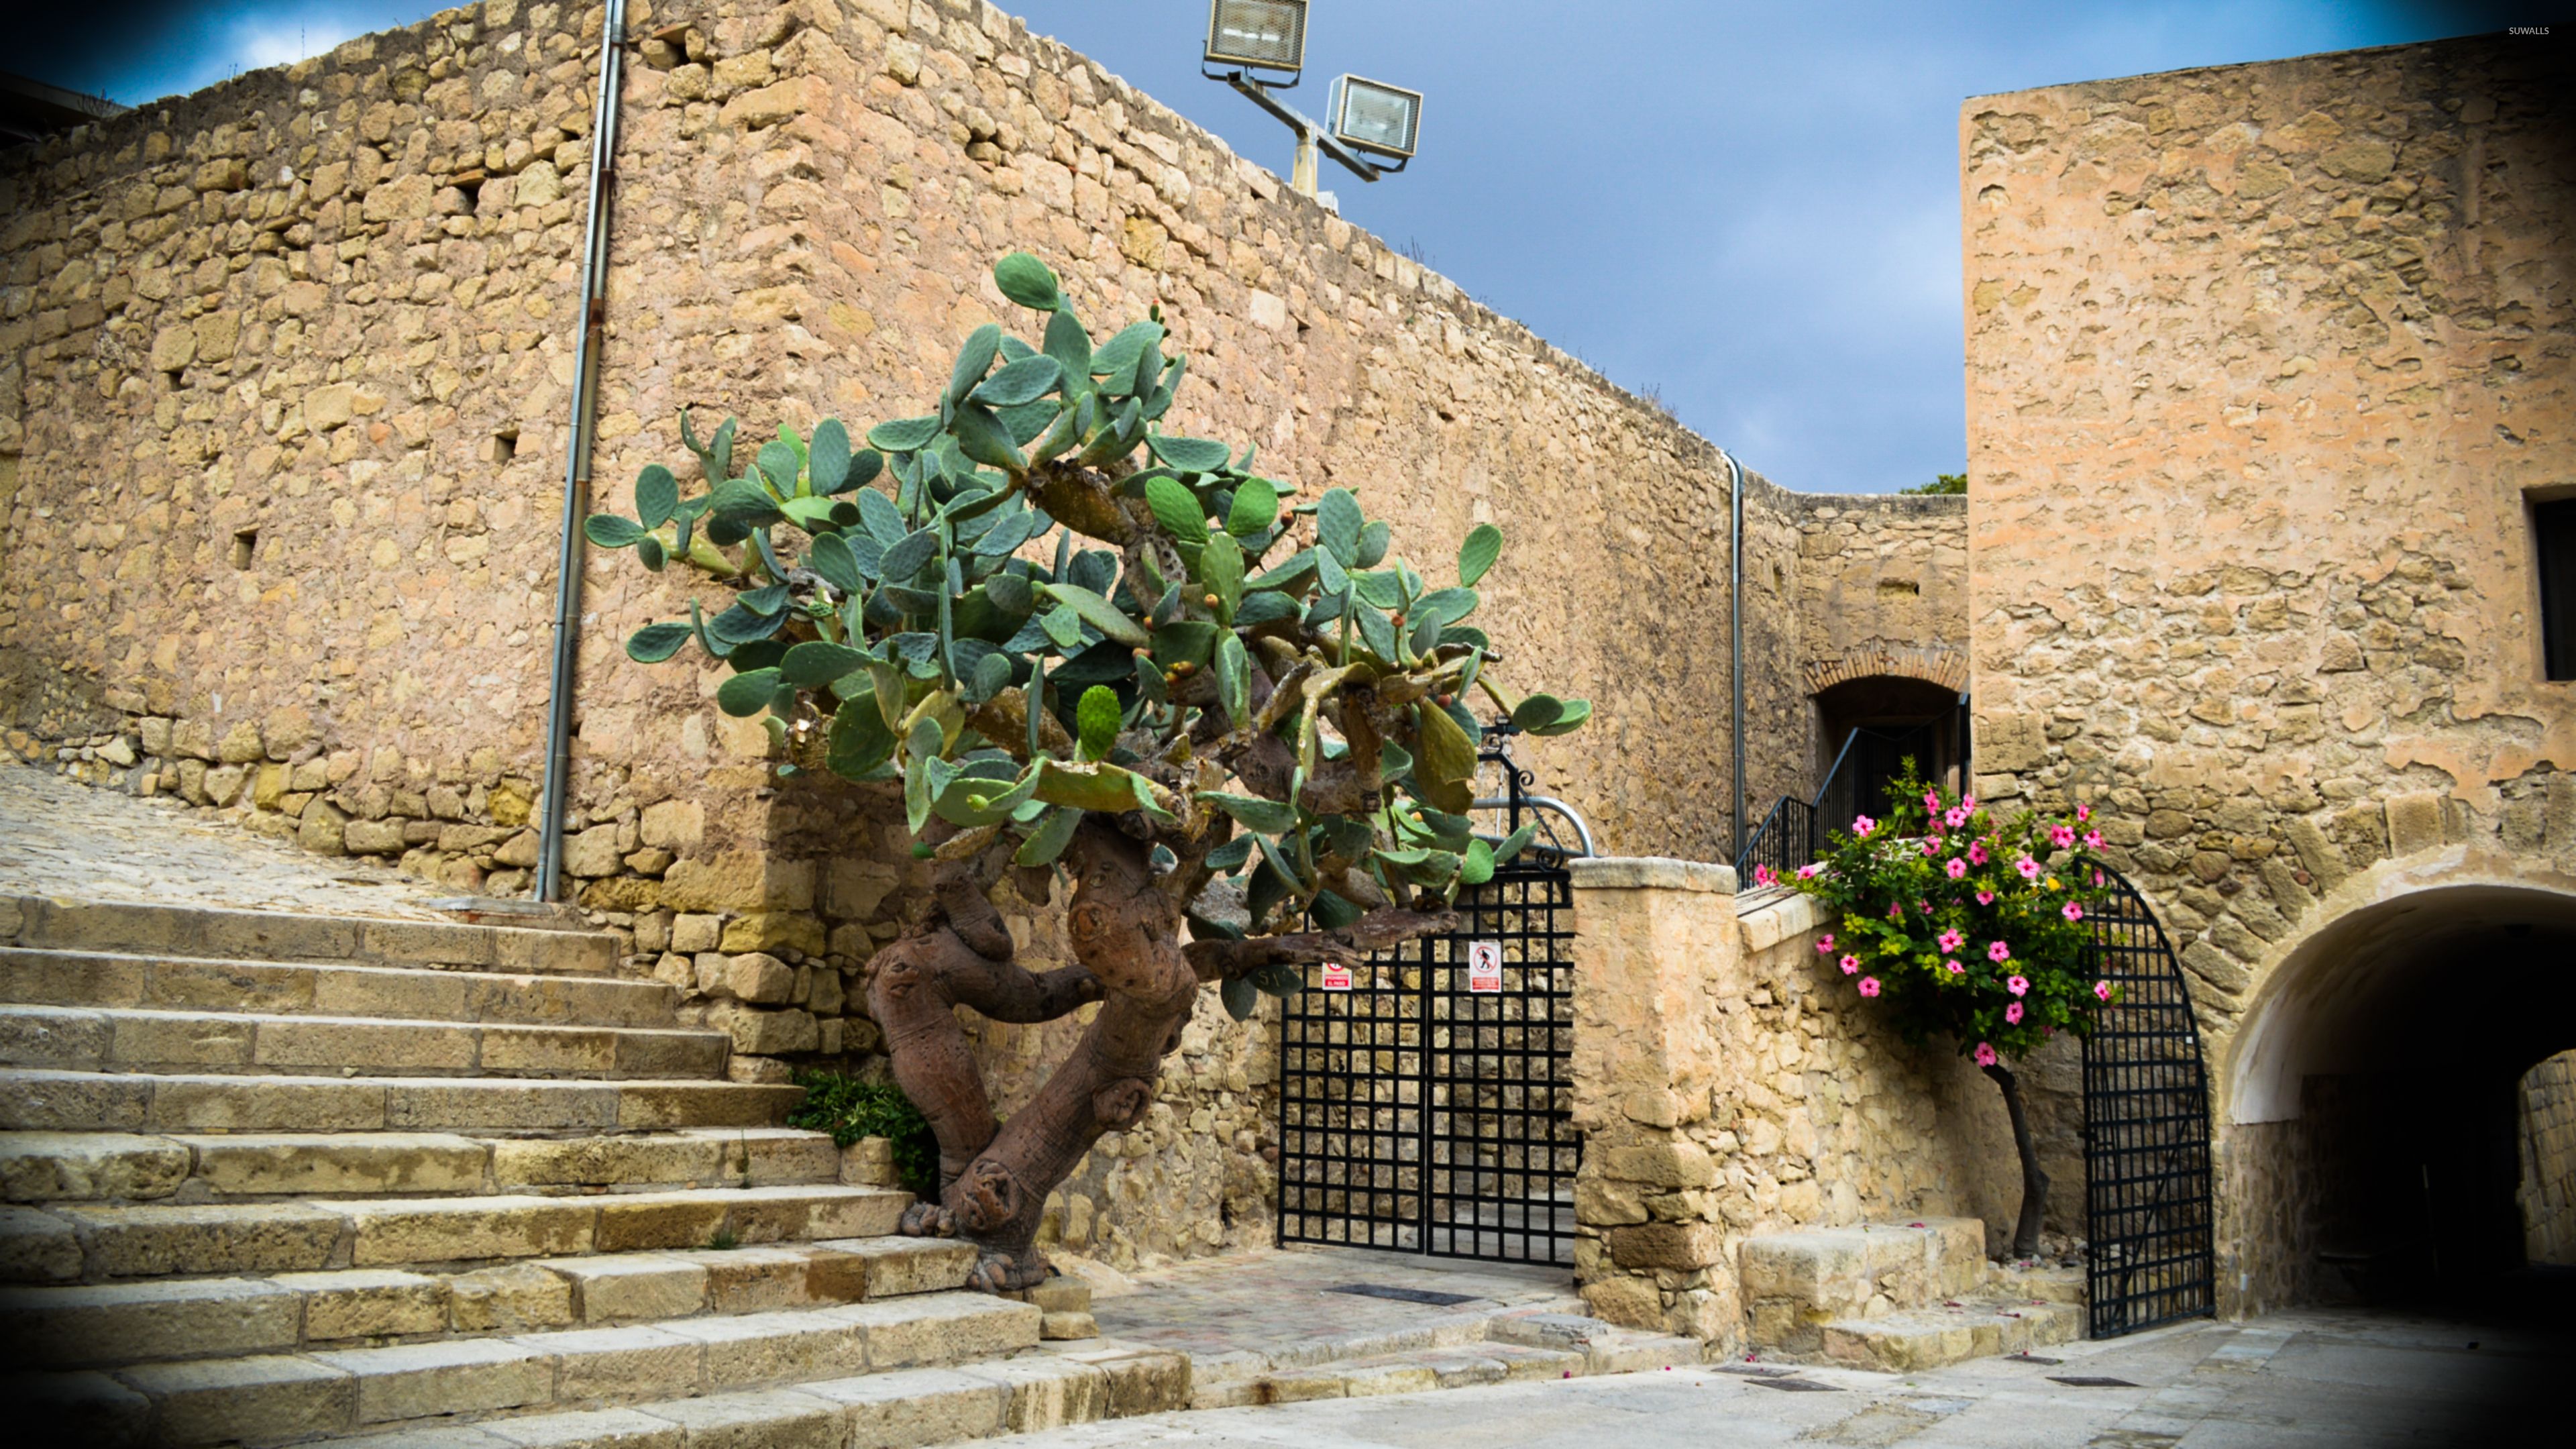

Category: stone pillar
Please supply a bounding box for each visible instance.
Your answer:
[1567,856,1742,1342]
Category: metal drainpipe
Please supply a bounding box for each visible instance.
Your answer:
[533,0,627,902]
[1723,447,1746,862]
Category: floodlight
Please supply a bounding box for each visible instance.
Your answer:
[1330,74,1420,160]
[1205,0,1306,76]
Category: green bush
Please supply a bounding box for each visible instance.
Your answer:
[788,1071,939,1197]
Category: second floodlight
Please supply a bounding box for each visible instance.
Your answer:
[1330,75,1421,160]
[1205,0,1306,76]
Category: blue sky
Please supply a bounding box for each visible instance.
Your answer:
[38,1,2516,492]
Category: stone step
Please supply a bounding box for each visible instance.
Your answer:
[0,1004,729,1080]
[1739,1218,1990,1350]
[0,1069,800,1137]
[0,1238,977,1368]
[1,947,679,1028]
[3,1183,909,1284]
[1,1127,844,1204]
[1814,1296,2086,1373]
[37,1292,1071,1448]
[279,1340,1189,1449]
[2,896,619,977]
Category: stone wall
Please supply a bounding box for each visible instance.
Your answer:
[0,0,1827,1267]
[1566,861,2027,1344]
[2521,1049,2576,1267]
[1961,36,2576,1311]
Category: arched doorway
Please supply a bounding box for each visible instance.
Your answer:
[2225,882,2576,1305]
[1811,675,1966,828]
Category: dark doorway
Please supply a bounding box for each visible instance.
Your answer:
[1812,676,1966,830]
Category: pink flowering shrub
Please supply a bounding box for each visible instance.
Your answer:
[1787,764,2119,1067]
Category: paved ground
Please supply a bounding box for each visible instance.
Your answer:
[1009,1295,2563,1447]
[0,761,455,918]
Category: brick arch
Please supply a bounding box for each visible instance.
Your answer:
[1801,645,1969,697]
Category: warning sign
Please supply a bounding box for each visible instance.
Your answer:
[1320,961,1353,991]
[1466,940,1503,994]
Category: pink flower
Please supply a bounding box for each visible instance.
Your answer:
[2006,974,2029,996]
[1753,863,1777,887]
[1921,837,1943,857]
[1938,928,1966,953]
[1888,902,1904,919]
[1945,857,1968,879]
[2015,855,2041,880]
[1839,954,1862,975]
[1989,941,2012,962]
[2093,869,2106,887]
[1967,843,1988,865]
[1976,890,1996,906]
[1853,815,1877,837]
[2076,804,2090,822]
[2049,824,2077,849]
[2004,1001,2024,1024]
[1816,933,1836,953]
[2093,980,2113,1002]
[1859,977,1882,998]
[1974,1042,1998,1067]
[2084,830,2103,851]
[2061,900,2084,922]
[1963,796,1977,811]
[1945,959,1964,975]
[1944,806,1970,830]
[1798,863,1823,879]
[1924,791,1943,813]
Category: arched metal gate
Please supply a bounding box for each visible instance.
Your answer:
[2081,865,2218,1336]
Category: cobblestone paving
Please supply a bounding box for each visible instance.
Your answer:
[1089,1245,1581,1370]
[0,761,455,918]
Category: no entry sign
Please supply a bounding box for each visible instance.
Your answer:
[1466,940,1503,994]
[1320,960,1353,991]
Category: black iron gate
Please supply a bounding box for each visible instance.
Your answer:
[1273,738,1580,1267]
[2081,864,2218,1336]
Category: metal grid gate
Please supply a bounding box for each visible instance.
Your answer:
[1274,861,1578,1265]
[2081,865,2218,1336]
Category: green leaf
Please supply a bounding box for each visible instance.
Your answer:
[857,489,908,545]
[1149,620,1218,671]
[1221,975,1258,1022]
[1037,582,1148,647]
[1090,320,1164,380]
[968,649,1013,703]
[993,252,1063,311]
[757,439,801,494]
[867,415,944,452]
[1354,520,1391,570]
[635,466,679,530]
[707,478,784,525]
[1414,699,1479,814]
[806,533,865,595]
[1413,587,1479,627]
[739,583,791,616]
[951,402,1028,476]
[1527,698,1591,736]
[1042,308,1091,376]
[1147,435,1231,472]
[1226,476,1280,536]
[971,354,1063,408]
[1144,474,1205,541]
[826,688,897,779]
[1316,488,1363,566]
[780,641,873,687]
[1197,792,1299,835]
[1458,838,1497,887]
[777,496,839,531]
[1511,694,1568,733]
[584,514,646,547]
[1253,961,1303,997]
[1494,821,1540,866]
[934,765,1040,826]
[1234,591,1300,629]
[1076,685,1121,759]
[716,667,784,718]
[1456,522,1503,586]
[1199,533,1245,616]
[947,323,1003,405]
[1309,890,1363,930]
[1034,758,1158,814]
[1015,806,1083,865]
[626,622,691,663]
[1039,603,1085,650]
[708,602,784,645]
[808,421,852,494]
[1216,631,1250,728]
[1205,835,1254,873]
[636,535,666,571]
[881,529,940,583]
[902,718,945,834]
[1248,549,1318,593]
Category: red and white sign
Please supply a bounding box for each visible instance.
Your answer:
[1320,961,1354,991]
[1466,941,1503,994]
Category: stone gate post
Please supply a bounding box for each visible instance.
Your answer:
[1566,856,1744,1341]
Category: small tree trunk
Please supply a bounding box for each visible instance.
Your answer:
[1984,1061,2049,1260]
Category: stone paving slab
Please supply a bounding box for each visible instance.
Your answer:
[0,763,457,920]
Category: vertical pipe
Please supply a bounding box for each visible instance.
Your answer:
[1724,449,1746,861]
[534,0,627,901]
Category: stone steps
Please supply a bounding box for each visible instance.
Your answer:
[0,1069,800,1136]
[0,947,680,1027]
[0,1004,729,1080]
[4,1183,910,1284]
[1,1128,845,1203]
[27,1291,1058,1448]
[1739,1218,1992,1356]
[1815,1295,2086,1372]
[1,896,619,977]
[0,1238,977,1369]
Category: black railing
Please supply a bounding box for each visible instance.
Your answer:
[1735,794,1815,887]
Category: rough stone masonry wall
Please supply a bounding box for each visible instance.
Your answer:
[0,0,1800,1267]
[1962,37,2576,1308]
[2520,1049,2576,1267]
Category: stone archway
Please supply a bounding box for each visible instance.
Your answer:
[1804,651,1970,825]
[2216,853,2576,1313]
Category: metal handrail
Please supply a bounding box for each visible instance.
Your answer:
[1472,796,1596,858]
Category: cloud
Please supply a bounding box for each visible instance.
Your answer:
[228,16,356,70]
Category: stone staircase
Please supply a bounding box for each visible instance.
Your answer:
[0,894,1187,1448]
[1739,1218,2085,1372]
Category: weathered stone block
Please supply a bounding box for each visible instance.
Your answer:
[1604,1220,1723,1271]
[277,1269,449,1341]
